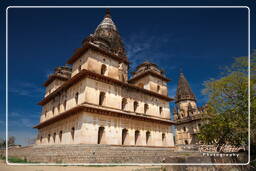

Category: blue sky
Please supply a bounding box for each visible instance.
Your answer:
[0,1,254,146]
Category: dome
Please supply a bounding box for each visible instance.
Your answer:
[91,9,126,58]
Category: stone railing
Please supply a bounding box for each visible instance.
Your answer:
[175,114,205,124]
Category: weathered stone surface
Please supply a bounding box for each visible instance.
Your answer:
[0,145,248,165]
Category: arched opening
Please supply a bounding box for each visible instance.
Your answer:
[63,100,67,111]
[146,131,150,145]
[144,104,149,114]
[157,85,160,93]
[121,98,127,110]
[59,130,63,143]
[40,136,43,143]
[238,149,245,153]
[48,134,51,143]
[162,133,166,143]
[57,103,60,113]
[183,127,186,132]
[135,130,140,145]
[133,101,138,112]
[52,107,54,116]
[71,127,75,141]
[101,64,107,75]
[122,129,128,145]
[53,132,56,143]
[159,107,163,115]
[99,92,106,106]
[184,140,188,145]
[98,127,105,144]
[75,92,79,104]
[44,111,47,118]
[78,65,81,72]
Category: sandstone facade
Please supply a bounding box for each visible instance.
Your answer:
[34,9,175,147]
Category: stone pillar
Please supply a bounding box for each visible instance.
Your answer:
[140,130,147,146]
[166,132,174,146]
[126,129,135,145]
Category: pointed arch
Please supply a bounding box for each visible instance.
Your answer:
[101,64,107,75]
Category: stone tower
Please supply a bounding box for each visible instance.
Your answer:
[174,72,207,145]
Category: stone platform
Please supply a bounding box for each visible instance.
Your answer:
[0,144,248,164]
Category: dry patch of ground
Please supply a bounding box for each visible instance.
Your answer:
[0,160,161,171]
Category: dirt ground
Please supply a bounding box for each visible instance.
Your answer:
[0,160,162,171]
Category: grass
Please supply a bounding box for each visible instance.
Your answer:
[8,157,29,163]
[0,156,121,165]
[0,155,32,163]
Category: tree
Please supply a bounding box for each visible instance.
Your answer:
[0,138,6,148]
[8,136,15,146]
[197,51,256,152]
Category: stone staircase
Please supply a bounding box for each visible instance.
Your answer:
[5,144,201,163]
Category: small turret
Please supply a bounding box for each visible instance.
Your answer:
[44,65,71,97]
[129,61,170,95]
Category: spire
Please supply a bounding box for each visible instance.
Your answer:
[105,8,111,18]
[175,72,196,103]
[91,8,126,57]
[96,8,117,31]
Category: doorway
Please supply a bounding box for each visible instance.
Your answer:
[122,129,128,145]
[98,127,105,144]
[135,130,140,145]
[146,131,150,145]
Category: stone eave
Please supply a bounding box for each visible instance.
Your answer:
[174,114,210,125]
[43,75,69,87]
[34,102,175,129]
[129,70,170,83]
[38,69,174,106]
[175,98,197,104]
[136,62,157,69]
[66,42,129,65]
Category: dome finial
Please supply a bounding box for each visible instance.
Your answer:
[105,8,111,18]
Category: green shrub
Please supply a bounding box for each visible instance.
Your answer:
[8,157,28,163]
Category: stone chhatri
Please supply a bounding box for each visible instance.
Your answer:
[34,9,175,147]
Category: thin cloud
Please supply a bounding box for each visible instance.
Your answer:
[20,119,35,128]
[124,31,176,71]
[9,118,36,128]
[9,81,43,97]
[9,112,21,117]
[9,111,39,128]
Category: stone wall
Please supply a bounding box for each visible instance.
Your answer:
[5,145,178,163]
[41,76,171,123]
[37,111,174,146]
[1,145,248,164]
